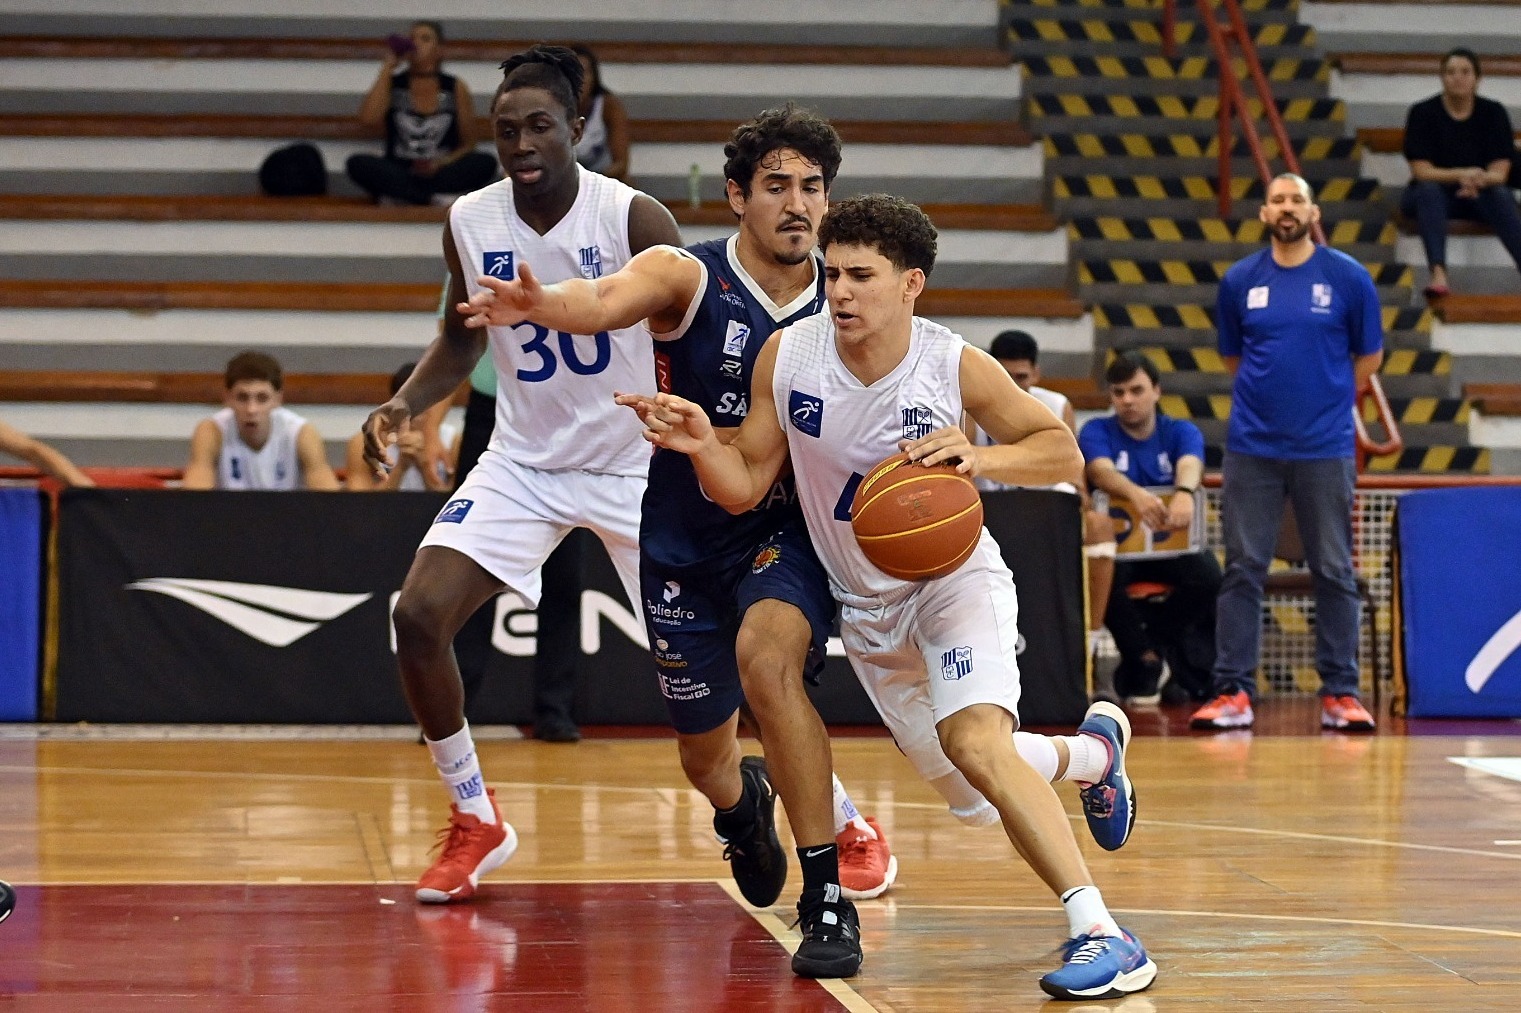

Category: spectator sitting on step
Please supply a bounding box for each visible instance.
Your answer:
[347,20,498,206]
[0,415,94,487]
[1400,47,1521,299]
[968,329,1120,699]
[570,45,630,181]
[1079,351,1221,706]
[182,351,339,491]
[345,362,459,491]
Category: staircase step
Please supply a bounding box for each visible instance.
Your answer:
[1008,19,1317,61]
[1043,132,1362,178]
[1094,306,1437,350]
[1027,93,1346,139]
[1019,54,1328,99]
[1068,216,1396,261]
[1006,0,1302,29]
[1365,445,1489,474]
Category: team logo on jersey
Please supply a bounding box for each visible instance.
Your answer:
[275,461,288,483]
[940,646,974,681]
[483,251,515,279]
[435,498,474,524]
[125,578,371,648]
[579,245,603,279]
[720,359,743,378]
[751,545,781,574]
[1247,285,1269,309]
[723,320,751,358]
[663,580,682,602]
[902,406,935,441]
[1311,283,1332,312]
[229,457,243,481]
[789,391,824,437]
[716,275,744,308]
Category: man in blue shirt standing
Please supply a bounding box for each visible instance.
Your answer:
[1191,173,1385,732]
[1080,352,1221,705]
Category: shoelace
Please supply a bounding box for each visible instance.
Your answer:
[1060,934,1112,965]
[838,834,876,863]
[1080,785,1115,819]
[430,813,478,859]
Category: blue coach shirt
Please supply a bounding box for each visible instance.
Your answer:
[1079,413,1206,486]
[1216,245,1383,459]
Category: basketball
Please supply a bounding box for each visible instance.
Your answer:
[850,452,984,580]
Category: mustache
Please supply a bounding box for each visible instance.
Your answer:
[778,215,811,231]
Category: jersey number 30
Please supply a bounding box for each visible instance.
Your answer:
[513,323,612,382]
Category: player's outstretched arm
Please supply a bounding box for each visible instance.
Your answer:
[459,245,700,337]
[959,346,1083,488]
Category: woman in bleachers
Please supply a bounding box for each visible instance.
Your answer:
[1401,48,1521,299]
[570,45,631,181]
[347,20,498,206]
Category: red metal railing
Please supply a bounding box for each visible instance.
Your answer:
[1160,0,1402,464]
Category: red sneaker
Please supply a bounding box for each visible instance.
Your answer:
[416,789,518,903]
[837,816,897,901]
[1321,695,1376,732]
[1189,691,1254,730]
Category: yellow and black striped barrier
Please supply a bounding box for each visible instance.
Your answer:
[1080,259,1410,287]
[1057,175,1374,201]
[1020,55,1327,82]
[1010,21,1315,49]
[1030,94,1341,122]
[1070,217,1395,245]
[1045,134,1356,161]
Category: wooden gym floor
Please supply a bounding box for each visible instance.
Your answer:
[1,699,1520,1011]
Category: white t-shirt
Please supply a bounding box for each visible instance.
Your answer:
[771,313,1008,608]
[213,405,307,490]
[974,383,1075,493]
[448,166,652,476]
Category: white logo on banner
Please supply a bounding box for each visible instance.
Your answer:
[1465,607,1521,694]
[127,578,372,647]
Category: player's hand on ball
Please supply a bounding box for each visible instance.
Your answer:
[459,261,543,329]
[902,426,976,475]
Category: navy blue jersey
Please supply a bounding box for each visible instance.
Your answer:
[643,235,826,568]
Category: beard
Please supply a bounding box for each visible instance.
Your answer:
[1273,217,1311,243]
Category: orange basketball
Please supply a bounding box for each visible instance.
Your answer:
[849,452,984,581]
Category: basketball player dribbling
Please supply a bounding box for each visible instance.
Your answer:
[453,105,883,977]
[615,195,1158,1001]
[361,45,682,905]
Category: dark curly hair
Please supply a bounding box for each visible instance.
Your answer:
[224,350,283,391]
[723,103,842,197]
[818,194,938,277]
[496,44,583,119]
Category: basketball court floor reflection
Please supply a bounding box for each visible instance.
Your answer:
[1,713,1519,1010]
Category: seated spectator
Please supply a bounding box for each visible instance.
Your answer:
[0,415,94,487]
[571,45,630,181]
[970,330,1119,696]
[1400,47,1521,298]
[347,20,497,206]
[1078,352,1221,705]
[182,352,339,490]
[345,363,459,490]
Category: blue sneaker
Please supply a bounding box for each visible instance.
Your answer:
[1076,701,1135,851]
[1039,928,1157,1000]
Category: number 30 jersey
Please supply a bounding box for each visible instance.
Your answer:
[449,165,654,476]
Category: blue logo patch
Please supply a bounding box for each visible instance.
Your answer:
[789,391,824,438]
[435,498,474,524]
[579,245,602,279]
[940,646,973,681]
[483,251,515,279]
[902,405,935,441]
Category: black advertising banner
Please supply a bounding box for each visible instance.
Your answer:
[982,489,1090,726]
[54,488,1085,726]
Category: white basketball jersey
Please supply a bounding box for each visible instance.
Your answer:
[390,421,458,491]
[772,313,1005,607]
[449,166,653,476]
[213,406,306,490]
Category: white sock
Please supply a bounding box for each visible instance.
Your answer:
[1059,885,1122,939]
[425,723,496,823]
[1012,731,1060,782]
[1059,733,1112,784]
[832,773,874,838]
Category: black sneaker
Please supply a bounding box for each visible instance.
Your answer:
[715,756,787,907]
[792,886,862,978]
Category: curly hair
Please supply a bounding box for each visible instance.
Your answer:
[723,103,842,196]
[497,44,583,119]
[817,194,938,277]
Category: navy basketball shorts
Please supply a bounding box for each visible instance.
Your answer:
[640,524,836,735]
